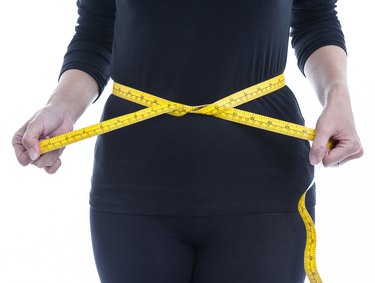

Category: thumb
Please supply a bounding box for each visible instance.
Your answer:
[309,128,331,166]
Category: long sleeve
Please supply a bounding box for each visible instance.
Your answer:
[290,0,346,74]
[59,0,116,96]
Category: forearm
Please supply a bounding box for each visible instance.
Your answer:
[304,45,349,108]
[47,69,99,123]
[303,45,363,166]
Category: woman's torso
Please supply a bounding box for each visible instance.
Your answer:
[90,0,315,215]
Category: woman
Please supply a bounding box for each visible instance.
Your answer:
[12,0,363,282]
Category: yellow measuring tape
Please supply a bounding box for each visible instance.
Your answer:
[40,74,331,282]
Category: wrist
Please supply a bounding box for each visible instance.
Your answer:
[47,69,99,122]
[47,91,82,123]
[325,84,351,109]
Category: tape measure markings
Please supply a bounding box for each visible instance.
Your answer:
[216,107,316,140]
[298,192,322,283]
[40,103,179,153]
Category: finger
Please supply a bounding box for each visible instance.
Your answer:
[324,139,363,167]
[309,127,331,165]
[12,124,34,166]
[31,148,64,169]
[44,158,62,174]
[22,124,44,162]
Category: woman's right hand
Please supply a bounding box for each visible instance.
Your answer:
[11,69,100,174]
[12,102,75,174]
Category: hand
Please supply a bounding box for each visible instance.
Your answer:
[12,104,74,174]
[309,89,363,167]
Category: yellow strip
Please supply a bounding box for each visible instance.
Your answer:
[39,74,328,282]
[299,191,322,283]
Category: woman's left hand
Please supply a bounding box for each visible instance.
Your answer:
[309,87,363,167]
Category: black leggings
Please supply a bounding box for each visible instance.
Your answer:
[90,207,314,283]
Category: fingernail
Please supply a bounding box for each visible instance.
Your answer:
[310,155,319,165]
[28,149,38,161]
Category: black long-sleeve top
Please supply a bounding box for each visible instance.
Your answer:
[61,0,346,215]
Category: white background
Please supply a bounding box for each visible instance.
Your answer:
[0,1,374,282]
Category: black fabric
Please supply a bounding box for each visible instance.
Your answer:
[60,0,346,215]
[290,0,346,74]
[90,207,315,283]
